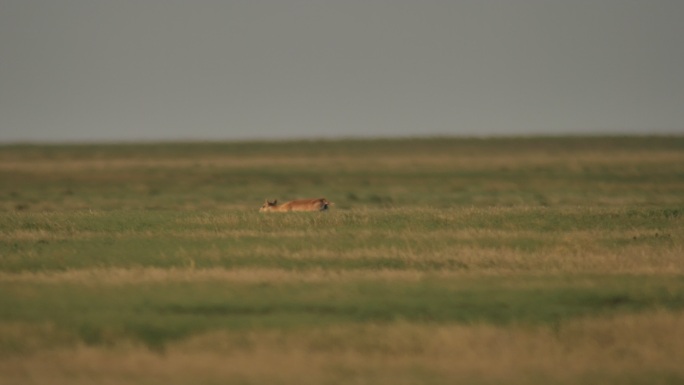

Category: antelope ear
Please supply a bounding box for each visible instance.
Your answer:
[273,200,277,205]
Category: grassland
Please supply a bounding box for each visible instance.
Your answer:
[1,136,683,384]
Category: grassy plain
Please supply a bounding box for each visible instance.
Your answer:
[1,137,683,384]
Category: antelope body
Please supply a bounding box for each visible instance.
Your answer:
[260,198,333,212]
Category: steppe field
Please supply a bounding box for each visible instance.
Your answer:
[1,136,683,385]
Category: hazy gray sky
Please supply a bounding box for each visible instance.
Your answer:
[1,0,683,142]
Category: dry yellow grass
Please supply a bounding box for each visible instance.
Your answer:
[2,146,681,172]
[2,311,682,385]
[2,237,683,287]
[0,267,429,285]
[1,138,682,384]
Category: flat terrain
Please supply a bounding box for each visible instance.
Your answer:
[1,137,683,384]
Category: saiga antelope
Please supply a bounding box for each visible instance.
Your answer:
[259,198,333,212]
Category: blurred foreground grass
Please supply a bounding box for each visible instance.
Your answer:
[1,137,683,384]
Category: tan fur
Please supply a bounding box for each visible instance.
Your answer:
[259,198,333,212]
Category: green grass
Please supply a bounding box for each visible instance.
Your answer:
[1,206,681,273]
[1,136,683,384]
[2,275,684,351]
[3,136,683,211]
